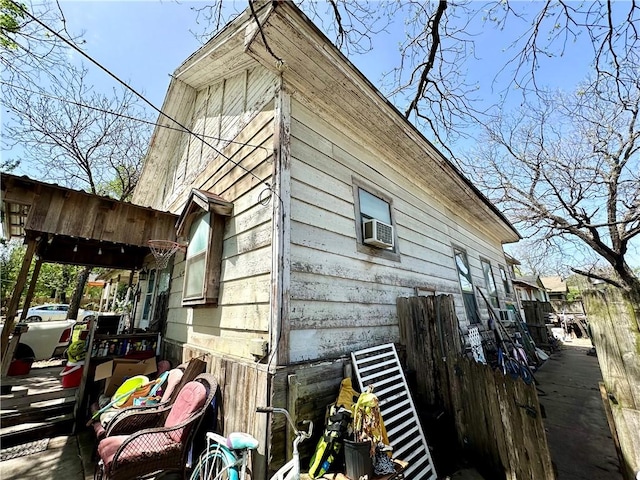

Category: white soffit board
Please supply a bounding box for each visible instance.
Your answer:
[351,343,438,480]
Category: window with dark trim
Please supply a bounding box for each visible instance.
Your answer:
[499,265,512,295]
[453,247,480,324]
[176,189,233,307]
[481,259,500,309]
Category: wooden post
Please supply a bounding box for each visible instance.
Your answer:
[20,257,43,322]
[270,81,292,367]
[1,238,37,365]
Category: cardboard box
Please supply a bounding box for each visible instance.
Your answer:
[94,357,157,396]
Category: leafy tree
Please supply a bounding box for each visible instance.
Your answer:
[0,0,24,49]
[1,240,81,309]
[0,239,24,312]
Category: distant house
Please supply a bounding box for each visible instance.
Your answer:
[511,275,554,346]
[514,275,550,303]
[130,1,520,472]
[540,276,569,301]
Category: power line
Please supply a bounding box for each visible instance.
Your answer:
[10,0,279,202]
[1,81,271,152]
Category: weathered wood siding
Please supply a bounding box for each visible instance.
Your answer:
[288,100,511,362]
[151,67,279,360]
[163,341,271,480]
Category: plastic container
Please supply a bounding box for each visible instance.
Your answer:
[60,361,84,388]
[7,358,33,376]
[344,439,373,480]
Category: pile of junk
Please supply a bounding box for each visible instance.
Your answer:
[307,378,405,480]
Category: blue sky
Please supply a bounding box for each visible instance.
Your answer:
[11,0,594,153]
[27,1,593,118]
[6,1,636,270]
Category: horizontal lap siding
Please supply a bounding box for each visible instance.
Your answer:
[289,100,508,361]
[164,67,278,359]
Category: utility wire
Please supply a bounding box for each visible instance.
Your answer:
[2,81,271,152]
[10,0,279,201]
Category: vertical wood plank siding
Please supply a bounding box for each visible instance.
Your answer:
[157,67,279,360]
[288,99,511,362]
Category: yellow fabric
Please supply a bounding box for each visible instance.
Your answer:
[352,390,390,455]
[111,375,149,407]
[335,377,360,411]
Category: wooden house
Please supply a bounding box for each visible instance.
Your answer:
[131,1,520,474]
[540,275,569,301]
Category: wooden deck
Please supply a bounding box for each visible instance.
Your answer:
[1,364,77,448]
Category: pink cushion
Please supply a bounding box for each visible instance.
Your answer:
[157,360,171,375]
[98,435,129,466]
[98,433,176,471]
[164,381,207,442]
[161,369,184,403]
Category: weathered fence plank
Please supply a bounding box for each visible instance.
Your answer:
[398,294,554,480]
[583,288,640,480]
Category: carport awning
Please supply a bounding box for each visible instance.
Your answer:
[1,173,178,270]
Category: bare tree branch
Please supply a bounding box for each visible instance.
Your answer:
[570,267,623,289]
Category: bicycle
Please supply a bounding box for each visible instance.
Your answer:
[190,406,313,480]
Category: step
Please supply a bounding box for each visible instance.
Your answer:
[1,401,76,428]
[0,413,74,449]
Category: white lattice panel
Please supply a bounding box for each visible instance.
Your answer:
[468,326,486,364]
[351,343,437,480]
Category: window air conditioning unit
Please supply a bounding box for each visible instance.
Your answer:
[363,219,394,248]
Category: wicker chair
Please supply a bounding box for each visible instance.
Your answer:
[90,357,207,441]
[94,373,218,480]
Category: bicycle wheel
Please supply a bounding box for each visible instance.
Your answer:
[190,448,237,480]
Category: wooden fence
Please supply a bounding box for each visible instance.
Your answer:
[521,300,553,347]
[398,295,554,480]
[582,288,640,480]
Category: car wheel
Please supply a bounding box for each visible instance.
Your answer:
[26,315,42,322]
[15,343,35,361]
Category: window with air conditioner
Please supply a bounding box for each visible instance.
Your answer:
[359,188,393,247]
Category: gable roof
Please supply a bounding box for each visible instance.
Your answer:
[540,276,568,294]
[136,1,520,244]
[513,275,545,290]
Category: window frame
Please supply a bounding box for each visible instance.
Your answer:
[176,189,233,307]
[453,246,481,324]
[481,258,500,309]
[499,264,512,296]
[352,178,400,262]
[183,212,211,302]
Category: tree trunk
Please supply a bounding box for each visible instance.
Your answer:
[67,267,91,320]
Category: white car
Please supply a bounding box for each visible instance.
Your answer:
[13,319,77,361]
[8,304,96,361]
[18,303,97,323]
